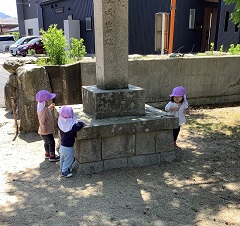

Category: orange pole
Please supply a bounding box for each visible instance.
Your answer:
[169,0,176,53]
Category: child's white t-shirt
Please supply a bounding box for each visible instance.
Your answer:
[165,101,189,125]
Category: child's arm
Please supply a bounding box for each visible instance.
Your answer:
[165,102,180,112]
[72,121,84,132]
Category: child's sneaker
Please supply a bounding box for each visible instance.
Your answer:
[45,153,50,159]
[61,170,72,178]
[49,155,60,162]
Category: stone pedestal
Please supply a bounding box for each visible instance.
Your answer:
[55,104,179,175]
[82,84,145,119]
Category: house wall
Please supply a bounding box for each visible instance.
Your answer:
[128,0,170,54]
[39,0,239,55]
[16,0,43,37]
[216,2,240,51]
[41,0,95,54]
[174,0,204,53]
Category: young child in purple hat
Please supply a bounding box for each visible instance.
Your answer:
[58,105,85,178]
[165,86,189,147]
[36,90,60,162]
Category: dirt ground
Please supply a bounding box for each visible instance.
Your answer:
[0,104,239,226]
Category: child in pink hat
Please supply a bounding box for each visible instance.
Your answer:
[58,105,85,178]
[165,86,189,147]
[36,90,59,162]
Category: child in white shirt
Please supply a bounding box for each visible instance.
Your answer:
[165,86,189,147]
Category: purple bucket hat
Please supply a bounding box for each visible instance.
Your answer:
[59,105,74,118]
[170,86,186,97]
[36,90,56,102]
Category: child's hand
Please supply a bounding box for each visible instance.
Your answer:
[49,103,55,111]
[185,108,190,115]
[170,106,180,111]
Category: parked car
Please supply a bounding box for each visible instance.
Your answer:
[17,37,45,57]
[0,35,15,52]
[9,36,40,56]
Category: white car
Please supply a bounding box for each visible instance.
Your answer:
[0,35,15,52]
[9,36,40,56]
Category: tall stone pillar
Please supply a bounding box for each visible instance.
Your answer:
[94,0,128,90]
[82,0,145,119]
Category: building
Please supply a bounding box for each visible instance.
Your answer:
[16,0,239,54]
[0,18,18,35]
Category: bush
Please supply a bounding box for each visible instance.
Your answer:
[40,24,87,65]
[40,24,68,65]
[69,37,86,61]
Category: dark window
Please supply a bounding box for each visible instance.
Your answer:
[0,36,14,41]
[224,12,229,32]
[235,23,239,32]
[86,17,92,31]
[28,29,33,36]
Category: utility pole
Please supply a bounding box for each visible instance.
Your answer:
[169,0,176,53]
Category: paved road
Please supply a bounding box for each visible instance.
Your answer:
[0,53,14,107]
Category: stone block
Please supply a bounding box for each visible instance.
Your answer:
[135,132,156,155]
[16,65,52,132]
[102,134,135,159]
[77,161,104,175]
[156,130,174,153]
[104,158,128,171]
[160,151,176,163]
[128,153,160,167]
[82,84,145,119]
[74,138,102,163]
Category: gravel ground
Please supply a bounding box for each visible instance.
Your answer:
[0,106,239,226]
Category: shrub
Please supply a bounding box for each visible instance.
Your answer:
[69,37,86,61]
[40,24,68,65]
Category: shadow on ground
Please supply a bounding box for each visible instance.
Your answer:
[0,106,240,225]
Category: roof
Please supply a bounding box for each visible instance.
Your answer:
[8,27,19,32]
[0,18,18,26]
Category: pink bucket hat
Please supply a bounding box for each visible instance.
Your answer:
[59,105,74,118]
[36,90,56,102]
[170,86,186,97]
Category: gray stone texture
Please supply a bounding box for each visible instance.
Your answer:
[104,158,128,170]
[128,153,161,167]
[82,84,145,119]
[3,58,37,74]
[4,74,17,111]
[77,161,104,175]
[156,130,175,153]
[135,131,156,155]
[74,104,178,140]
[94,0,128,89]
[74,138,102,163]
[160,151,177,163]
[80,56,240,107]
[16,64,52,132]
[45,62,82,105]
[102,134,135,159]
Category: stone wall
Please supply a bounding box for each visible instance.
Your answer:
[80,56,240,108]
[44,62,82,105]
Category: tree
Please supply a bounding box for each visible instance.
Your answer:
[224,0,240,25]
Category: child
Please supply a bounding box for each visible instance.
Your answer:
[58,105,84,178]
[36,90,60,162]
[165,86,189,147]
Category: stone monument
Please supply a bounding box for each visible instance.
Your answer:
[70,0,178,174]
[82,0,145,119]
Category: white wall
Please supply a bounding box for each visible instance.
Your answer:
[24,18,40,36]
